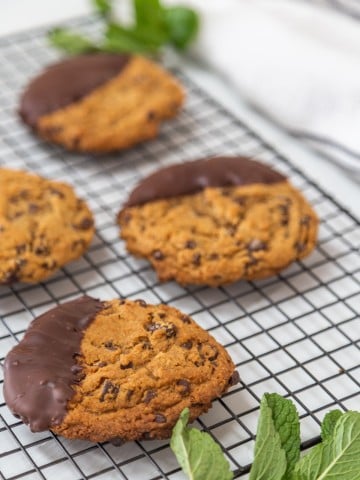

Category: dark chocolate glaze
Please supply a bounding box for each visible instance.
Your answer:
[3,296,103,432]
[19,53,130,127]
[126,156,286,207]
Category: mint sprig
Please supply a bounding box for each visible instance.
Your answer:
[48,0,199,55]
[170,408,233,480]
[249,393,300,480]
[170,396,359,480]
[293,412,360,480]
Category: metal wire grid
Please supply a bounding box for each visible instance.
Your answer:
[0,17,359,480]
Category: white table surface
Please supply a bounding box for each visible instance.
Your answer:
[1,0,359,220]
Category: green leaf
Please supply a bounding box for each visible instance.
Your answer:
[164,6,199,50]
[92,0,112,17]
[265,393,300,479]
[134,0,163,29]
[103,23,161,54]
[293,411,360,480]
[170,408,233,480]
[321,410,344,441]
[48,28,98,54]
[249,393,300,480]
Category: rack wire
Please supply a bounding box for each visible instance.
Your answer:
[0,17,359,480]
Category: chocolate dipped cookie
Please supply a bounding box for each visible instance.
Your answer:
[0,168,94,284]
[19,54,184,153]
[3,296,238,442]
[118,156,318,286]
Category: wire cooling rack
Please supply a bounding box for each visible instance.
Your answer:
[0,17,359,480]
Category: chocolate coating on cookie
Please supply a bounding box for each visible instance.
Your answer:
[126,156,286,206]
[20,54,130,127]
[3,296,103,432]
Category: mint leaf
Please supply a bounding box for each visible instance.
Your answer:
[321,410,343,441]
[134,0,164,30]
[48,28,98,54]
[293,411,360,480]
[265,393,300,479]
[170,408,233,480]
[164,6,199,50]
[249,393,300,480]
[92,0,112,17]
[103,23,160,54]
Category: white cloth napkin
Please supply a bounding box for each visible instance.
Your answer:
[188,0,360,174]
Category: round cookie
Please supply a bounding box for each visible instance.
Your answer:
[19,54,184,153]
[0,168,94,284]
[118,156,318,286]
[3,296,238,442]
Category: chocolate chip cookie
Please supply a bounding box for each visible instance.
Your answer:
[19,54,184,152]
[118,156,318,286]
[0,168,94,284]
[3,296,238,442]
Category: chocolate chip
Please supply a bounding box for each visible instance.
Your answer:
[209,253,219,261]
[97,361,107,367]
[126,390,134,401]
[143,390,157,403]
[213,274,223,281]
[70,365,83,375]
[145,321,177,338]
[16,244,26,254]
[228,371,240,386]
[142,339,152,350]
[158,313,166,319]
[147,110,156,121]
[72,136,80,149]
[185,240,197,249]
[226,224,236,236]
[246,255,258,267]
[301,215,311,225]
[248,239,267,251]
[104,341,117,351]
[99,380,119,402]
[234,196,246,205]
[121,212,132,225]
[41,259,57,270]
[295,242,306,252]
[154,414,166,423]
[165,324,177,338]
[208,348,219,362]
[34,245,50,256]
[278,204,289,225]
[76,217,93,230]
[135,299,147,307]
[181,340,193,350]
[49,188,65,198]
[72,239,86,251]
[110,437,124,446]
[177,379,190,395]
[120,361,133,370]
[146,322,161,332]
[3,268,19,284]
[192,253,201,266]
[28,203,39,214]
[152,249,164,260]
[180,314,191,324]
